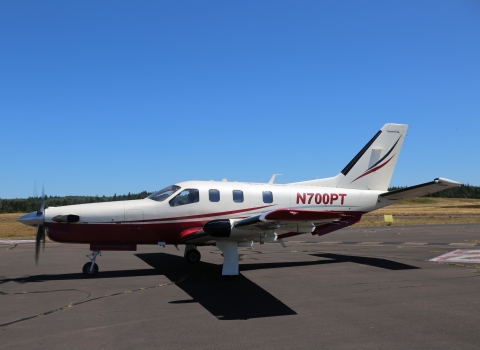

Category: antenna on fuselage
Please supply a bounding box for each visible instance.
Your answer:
[268,174,282,184]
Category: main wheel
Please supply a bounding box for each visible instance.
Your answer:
[185,249,201,264]
[82,262,99,277]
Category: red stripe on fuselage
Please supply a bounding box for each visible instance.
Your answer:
[47,220,212,245]
[46,205,274,245]
[97,204,275,224]
[46,210,367,246]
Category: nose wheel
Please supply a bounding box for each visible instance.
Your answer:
[83,262,99,277]
[83,251,101,277]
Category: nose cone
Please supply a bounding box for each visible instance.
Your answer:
[18,211,44,227]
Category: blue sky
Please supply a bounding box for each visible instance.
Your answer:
[1,1,479,198]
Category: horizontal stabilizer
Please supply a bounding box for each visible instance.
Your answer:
[380,178,461,201]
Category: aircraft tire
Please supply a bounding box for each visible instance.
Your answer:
[185,249,201,264]
[82,262,99,277]
[222,275,238,280]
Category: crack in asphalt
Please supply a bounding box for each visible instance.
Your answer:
[333,274,480,288]
[357,284,435,293]
[0,288,91,299]
[0,282,173,328]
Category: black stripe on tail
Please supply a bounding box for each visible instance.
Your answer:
[341,130,382,176]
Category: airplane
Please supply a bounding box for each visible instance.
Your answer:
[18,123,461,278]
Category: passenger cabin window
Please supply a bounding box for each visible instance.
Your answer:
[209,189,220,202]
[147,185,180,202]
[169,189,199,207]
[263,191,273,203]
[232,190,244,203]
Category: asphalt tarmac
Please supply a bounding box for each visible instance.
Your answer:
[1,224,480,349]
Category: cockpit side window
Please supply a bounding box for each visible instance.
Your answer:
[169,189,200,207]
[147,185,181,202]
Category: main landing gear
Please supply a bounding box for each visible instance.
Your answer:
[183,242,240,276]
[216,241,239,276]
[83,251,101,277]
[184,244,201,264]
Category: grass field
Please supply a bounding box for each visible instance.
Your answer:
[1,198,479,239]
[362,197,480,226]
[0,213,36,239]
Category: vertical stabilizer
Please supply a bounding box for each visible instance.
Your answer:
[336,123,408,190]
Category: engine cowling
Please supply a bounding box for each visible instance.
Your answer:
[203,219,231,237]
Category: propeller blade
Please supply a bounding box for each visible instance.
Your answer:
[35,224,45,265]
[33,181,37,200]
[37,185,45,215]
[35,225,41,265]
[42,225,45,252]
[32,183,46,264]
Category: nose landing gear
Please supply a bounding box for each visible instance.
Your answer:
[83,251,101,277]
[184,244,201,264]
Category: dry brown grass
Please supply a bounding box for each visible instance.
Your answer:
[369,197,480,216]
[1,197,479,238]
[358,197,480,227]
[357,216,480,227]
[0,213,36,238]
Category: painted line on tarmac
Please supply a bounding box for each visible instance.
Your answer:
[288,241,480,247]
[0,240,36,244]
[430,249,480,264]
[3,240,478,247]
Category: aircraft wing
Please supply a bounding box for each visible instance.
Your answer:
[234,209,362,238]
[380,177,461,201]
[199,209,360,242]
[181,210,362,245]
[233,209,353,230]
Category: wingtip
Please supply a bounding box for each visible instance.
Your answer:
[435,178,462,186]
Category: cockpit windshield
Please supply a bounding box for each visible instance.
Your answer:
[147,185,181,202]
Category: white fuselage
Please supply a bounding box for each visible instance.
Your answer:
[43,180,385,246]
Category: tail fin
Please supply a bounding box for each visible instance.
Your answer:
[336,123,408,190]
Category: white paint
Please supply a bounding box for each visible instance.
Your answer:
[430,250,480,264]
[0,240,36,244]
[216,241,239,275]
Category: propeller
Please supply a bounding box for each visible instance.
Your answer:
[17,183,47,264]
[35,224,45,265]
[35,185,45,265]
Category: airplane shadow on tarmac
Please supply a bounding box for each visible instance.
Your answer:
[135,252,419,320]
[0,253,418,320]
[136,253,297,320]
[239,253,419,272]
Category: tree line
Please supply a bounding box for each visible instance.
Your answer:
[1,185,479,214]
[0,191,152,214]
